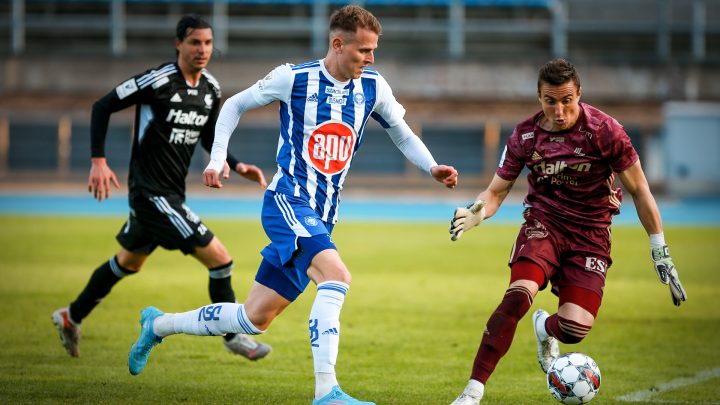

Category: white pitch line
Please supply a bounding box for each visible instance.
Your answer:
[616,367,720,402]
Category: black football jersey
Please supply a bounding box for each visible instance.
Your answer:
[91,62,222,199]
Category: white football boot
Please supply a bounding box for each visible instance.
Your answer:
[532,309,559,373]
[450,380,484,405]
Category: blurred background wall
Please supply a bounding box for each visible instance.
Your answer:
[0,0,719,197]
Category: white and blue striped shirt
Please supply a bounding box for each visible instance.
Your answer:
[210,59,437,223]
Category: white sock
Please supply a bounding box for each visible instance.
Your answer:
[535,312,550,341]
[310,281,348,399]
[463,379,484,399]
[315,372,339,398]
[152,303,262,337]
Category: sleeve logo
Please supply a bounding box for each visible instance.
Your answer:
[116,78,138,99]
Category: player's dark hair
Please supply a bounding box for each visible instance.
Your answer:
[176,14,212,42]
[329,5,382,35]
[537,58,581,93]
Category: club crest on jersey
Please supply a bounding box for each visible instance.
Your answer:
[353,92,365,104]
[307,120,357,175]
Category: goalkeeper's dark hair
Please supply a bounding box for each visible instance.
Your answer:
[537,58,581,95]
[176,14,212,42]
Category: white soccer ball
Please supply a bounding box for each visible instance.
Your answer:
[546,352,601,404]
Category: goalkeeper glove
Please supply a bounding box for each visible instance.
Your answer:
[449,200,486,241]
[651,245,687,307]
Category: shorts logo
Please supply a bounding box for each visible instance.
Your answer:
[304,216,318,227]
[584,257,607,274]
[307,120,357,175]
[525,219,548,239]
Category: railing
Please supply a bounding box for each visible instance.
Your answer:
[3,0,718,63]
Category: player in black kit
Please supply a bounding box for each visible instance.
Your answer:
[52,14,271,362]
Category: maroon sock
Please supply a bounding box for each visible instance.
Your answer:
[545,314,591,344]
[470,286,533,383]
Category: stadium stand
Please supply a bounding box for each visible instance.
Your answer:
[0,0,719,193]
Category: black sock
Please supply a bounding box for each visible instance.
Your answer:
[69,257,133,324]
[209,262,236,341]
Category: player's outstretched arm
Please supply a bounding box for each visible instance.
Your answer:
[450,174,514,241]
[88,157,120,202]
[619,160,687,306]
[650,242,687,306]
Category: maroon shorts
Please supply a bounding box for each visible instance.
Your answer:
[508,208,612,299]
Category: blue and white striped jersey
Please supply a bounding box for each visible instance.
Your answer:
[249,59,408,223]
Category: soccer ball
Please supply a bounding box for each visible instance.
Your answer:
[546,352,601,404]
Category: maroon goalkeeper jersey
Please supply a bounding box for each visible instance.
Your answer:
[497,103,639,228]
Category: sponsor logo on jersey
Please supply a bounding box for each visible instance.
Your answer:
[531,151,542,161]
[187,89,198,96]
[116,79,138,99]
[166,109,209,126]
[169,128,201,145]
[327,96,347,106]
[532,160,591,175]
[549,136,565,143]
[307,120,357,175]
[204,94,213,108]
[521,131,535,141]
[325,87,350,96]
[307,93,319,103]
[170,93,182,103]
[574,147,585,156]
[584,257,607,274]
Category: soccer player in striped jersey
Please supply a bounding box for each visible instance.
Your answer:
[52,15,271,362]
[448,58,687,404]
[126,5,458,404]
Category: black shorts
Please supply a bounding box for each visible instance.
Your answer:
[116,194,215,255]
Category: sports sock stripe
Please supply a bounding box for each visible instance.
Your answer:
[317,281,349,296]
[235,305,262,335]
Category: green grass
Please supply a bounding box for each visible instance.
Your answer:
[0,215,718,404]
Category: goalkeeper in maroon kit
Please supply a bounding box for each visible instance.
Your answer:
[447,58,687,404]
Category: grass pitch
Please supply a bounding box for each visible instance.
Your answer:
[0,215,718,404]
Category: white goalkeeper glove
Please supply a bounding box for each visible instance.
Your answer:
[650,244,687,307]
[449,200,486,241]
